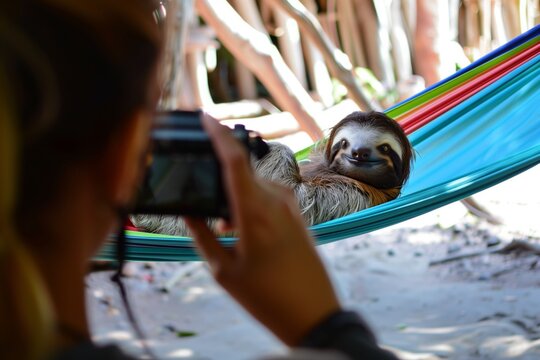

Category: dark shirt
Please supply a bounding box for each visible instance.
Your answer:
[54,310,399,360]
[54,342,135,360]
[299,310,399,360]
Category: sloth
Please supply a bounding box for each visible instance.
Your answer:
[132,111,413,235]
[254,110,413,226]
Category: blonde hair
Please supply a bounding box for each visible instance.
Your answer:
[0,58,54,359]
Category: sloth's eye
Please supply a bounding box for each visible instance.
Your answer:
[381,144,390,153]
[340,139,348,149]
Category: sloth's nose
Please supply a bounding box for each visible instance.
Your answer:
[351,147,371,160]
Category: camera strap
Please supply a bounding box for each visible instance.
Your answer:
[111,209,156,359]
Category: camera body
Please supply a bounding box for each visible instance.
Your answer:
[133,110,269,219]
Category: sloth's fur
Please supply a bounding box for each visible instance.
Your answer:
[132,111,413,235]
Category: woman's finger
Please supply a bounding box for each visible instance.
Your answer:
[184,217,233,268]
[200,114,258,221]
[215,218,235,234]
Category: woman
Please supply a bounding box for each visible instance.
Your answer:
[0,0,398,359]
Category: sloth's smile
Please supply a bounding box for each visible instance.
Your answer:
[342,154,384,166]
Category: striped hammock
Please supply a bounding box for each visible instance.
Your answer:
[97,25,540,262]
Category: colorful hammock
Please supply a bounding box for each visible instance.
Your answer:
[97,25,540,262]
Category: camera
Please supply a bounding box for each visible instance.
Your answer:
[133,110,269,219]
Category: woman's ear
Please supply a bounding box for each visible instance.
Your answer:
[99,110,152,207]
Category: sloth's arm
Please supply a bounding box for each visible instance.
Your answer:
[130,214,190,236]
[254,143,372,226]
[254,142,302,188]
[295,181,372,226]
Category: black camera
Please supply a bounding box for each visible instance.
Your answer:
[133,110,269,219]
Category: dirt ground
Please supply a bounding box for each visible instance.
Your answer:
[87,165,540,359]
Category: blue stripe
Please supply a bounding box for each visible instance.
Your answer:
[388,24,540,111]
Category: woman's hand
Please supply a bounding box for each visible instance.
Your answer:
[184,114,341,346]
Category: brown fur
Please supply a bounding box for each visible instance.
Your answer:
[299,155,401,206]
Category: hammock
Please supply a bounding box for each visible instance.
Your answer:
[97,25,540,262]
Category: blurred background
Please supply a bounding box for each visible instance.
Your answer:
[158,0,540,150]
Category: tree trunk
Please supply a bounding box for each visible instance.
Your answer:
[267,0,381,111]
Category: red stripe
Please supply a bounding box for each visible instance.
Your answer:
[399,41,540,134]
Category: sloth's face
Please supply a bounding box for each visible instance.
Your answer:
[328,122,406,189]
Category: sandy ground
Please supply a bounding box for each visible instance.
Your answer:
[87,165,540,359]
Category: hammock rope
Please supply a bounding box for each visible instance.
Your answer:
[97,25,540,262]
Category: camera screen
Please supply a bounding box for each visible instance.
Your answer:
[135,153,222,216]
